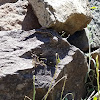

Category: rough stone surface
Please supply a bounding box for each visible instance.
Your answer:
[28,0,92,35]
[85,0,100,49]
[0,0,41,31]
[22,4,41,30]
[67,0,100,52]
[66,0,100,52]
[0,29,88,100]
[67,29,89,52]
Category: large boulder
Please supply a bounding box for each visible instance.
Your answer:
[28,0,92,35]
[0,29,88,100]
[0,0,41,31]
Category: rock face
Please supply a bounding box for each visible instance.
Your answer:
[67,29,89,52]
[0,29,88,100]
[85,0,100,49]
[28,0,92,34]
[0,0,41,31]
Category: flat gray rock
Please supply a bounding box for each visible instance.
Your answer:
[0,29,88,100]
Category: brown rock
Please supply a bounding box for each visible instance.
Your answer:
[28,0,92,35]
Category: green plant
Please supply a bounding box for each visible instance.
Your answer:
[93,55,100,100]
[84,5,100,99]
[33,75,36,100]
[85,54,100,100]
[85,24,96,98]
[24,75,36,100]
[96,55,100,99]
[42,75,67,100]
[87,24,93,71]
[62,93,74,100]
[42,53,60,100]
[60,74,67,100]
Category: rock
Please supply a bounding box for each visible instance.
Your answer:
[85,0,100,49]
[0,29,88,100]
[85,26,100,50]
[28,0,92,35]
[67,29,89,52]
[0,0,41,31]
[22,4,41,30]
